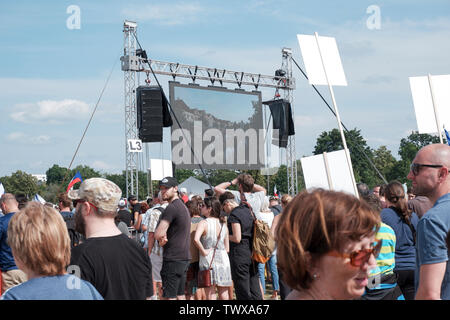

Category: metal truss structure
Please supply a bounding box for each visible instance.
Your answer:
[121,20,139,199]
[281,48,298,195]
[121,20,298,196]
[139,60,296,90]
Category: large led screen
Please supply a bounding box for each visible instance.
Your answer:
[169,82,265,170]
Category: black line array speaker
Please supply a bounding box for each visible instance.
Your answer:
[136,86,172,143]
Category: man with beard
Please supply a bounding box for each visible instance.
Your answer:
[155,177,191,300]
[407,144,450,300]
[69,178,153,300]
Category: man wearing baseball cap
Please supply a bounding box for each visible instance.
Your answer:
[155,176,191,300]
[68,178,153,300]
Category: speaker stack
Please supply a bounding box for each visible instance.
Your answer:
[136,86,167,143]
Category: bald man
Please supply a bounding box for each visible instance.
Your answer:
[407,144,450,300]
[0,193,27,293]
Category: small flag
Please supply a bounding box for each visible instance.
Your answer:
[274,185,278,197]
[444,127,450,146]
[34,194,46,204]
[0,182,4,196]
[66,171,83,193]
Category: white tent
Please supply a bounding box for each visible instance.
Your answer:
[178,176,210,197]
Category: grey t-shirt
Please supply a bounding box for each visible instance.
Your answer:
[230,190,265,215]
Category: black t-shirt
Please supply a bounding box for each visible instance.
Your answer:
[159,198,191,261]
[228,204,254,241]
[70,234,153,300]
[131,203,141,225]
[117,209,132,227]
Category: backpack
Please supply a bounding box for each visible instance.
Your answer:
[140,206,166,247]
[63,215,84,248]
[240,192,275,264]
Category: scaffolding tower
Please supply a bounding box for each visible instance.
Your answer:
[281,48,298,195]
[121,20,139,199]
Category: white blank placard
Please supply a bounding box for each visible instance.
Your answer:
[150,159,173,181]
[326,150,357,196]
[409,75,450,134]
[297,34,347,86]
[301,153,329,190]
[301,149,357,197]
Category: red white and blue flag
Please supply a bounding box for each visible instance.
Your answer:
[274,185,278,197]
[444,127,450,146]
[66,171,83,193]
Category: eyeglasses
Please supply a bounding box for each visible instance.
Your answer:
[410,163,443,176]
[327,241,382,267]
[78,199,98,212]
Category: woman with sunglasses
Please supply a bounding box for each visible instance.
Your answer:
[380,181,419,300]
[277,189,380,300]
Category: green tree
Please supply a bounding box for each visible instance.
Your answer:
[373,146,397,185]
[0,171,39,197]
[398,131,440,163]
[38,183,63,204]
[272,165,288,194]
[390,131,441,185]
[313,128,379,187]
[46,164,71,185]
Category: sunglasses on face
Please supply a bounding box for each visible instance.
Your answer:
[410,163,443,176]
[327,240,382,267]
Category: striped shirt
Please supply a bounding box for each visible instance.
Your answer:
[368,223,396,290]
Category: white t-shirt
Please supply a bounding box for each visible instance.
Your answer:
[230,190,265,215]
[255,211,274,228]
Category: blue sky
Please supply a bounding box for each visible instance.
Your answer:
[1,0,450,178]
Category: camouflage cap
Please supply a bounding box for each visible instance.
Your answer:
[68,178,122,212]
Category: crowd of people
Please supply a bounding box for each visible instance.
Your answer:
[0,143,449,300]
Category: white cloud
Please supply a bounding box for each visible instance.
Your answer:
[122,2,205,26]
[10,99,91,124]
[91,160,116,171]
[7,132,26,141]
[31,135,51,144]
[5,132,50,145]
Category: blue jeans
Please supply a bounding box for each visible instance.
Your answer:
[258,254,279,293]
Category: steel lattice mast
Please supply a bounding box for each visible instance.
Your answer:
[281,48,298,196]
[121,20,139,199]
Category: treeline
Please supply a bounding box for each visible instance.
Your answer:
[0,129,443,204]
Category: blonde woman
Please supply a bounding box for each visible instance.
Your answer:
[1,202,103,300]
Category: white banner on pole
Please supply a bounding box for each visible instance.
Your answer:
[409,74,450,134]
[297,34,347,86]
[301,149,357,197]
[150,159,173,181]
